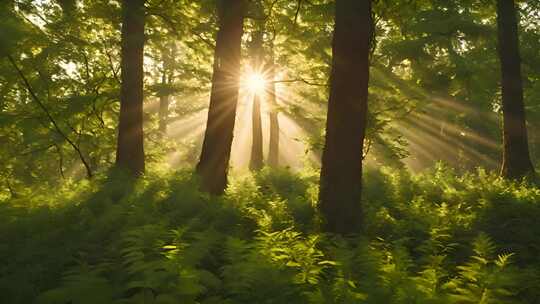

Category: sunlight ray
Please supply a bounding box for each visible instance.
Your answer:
[407,112,499,149]
[166,109,207,138]
[230,94,256,172]
[397,120,498,170]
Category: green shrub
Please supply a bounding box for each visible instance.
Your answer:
[1,166,539,303]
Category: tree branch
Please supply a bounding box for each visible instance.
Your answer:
[7,55,93,179]
[272,78,328,87]
[294,0,303,25]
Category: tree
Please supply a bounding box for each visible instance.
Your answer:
[55,0,76,19]
[158,63,170,135]
[2,2,95,179]
[249,30,264,171]
[318,0,372,234]
[496,0,535,179]
[159,43,175,136]
[197,0,245,194]
[116,0,146,175]
[267,43,279,168]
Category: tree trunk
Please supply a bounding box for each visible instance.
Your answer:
[159,72,169,135]
[56,0,76,18]
[159,42,175,137]
[531,121,540,164]
[267,46,279,168]
[197,0,245,194]
[249,31,264,171]
[250,94,264,170]
[496,0,535,179]
[158,96,169,135]
[318,0,372,235]
[116,0,146,176]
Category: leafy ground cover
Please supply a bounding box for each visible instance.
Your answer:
[1,165,540,304]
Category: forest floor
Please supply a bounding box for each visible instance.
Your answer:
[1,165,540,304]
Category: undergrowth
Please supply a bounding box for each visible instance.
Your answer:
[1,164,539,303]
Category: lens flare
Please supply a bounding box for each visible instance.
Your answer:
[245,72,266,93]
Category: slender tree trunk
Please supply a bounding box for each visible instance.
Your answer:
[250,94,264,170]
[496,0,535,179]
[116,0,145,176]
[54,144,66,179]
[267,45,279,168]
[318,0,372,235]
[268,92,279,168]
[249,31,264,171]
[159,42,175,137]
[159,72,169,135]
[158,97,169,135]
[158,95,169,135]
[531,121,539,164]
[197,0,245,194]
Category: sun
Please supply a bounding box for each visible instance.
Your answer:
[245,72,266,93]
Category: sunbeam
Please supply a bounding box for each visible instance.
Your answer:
[245,72,266,94]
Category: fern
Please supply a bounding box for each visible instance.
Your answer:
[446,233,521,304]
[3,166,540,303]
[35,262,114,304]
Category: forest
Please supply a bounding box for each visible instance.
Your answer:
[1,0,540,303]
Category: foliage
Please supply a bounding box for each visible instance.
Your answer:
[1,166,540,303]
[1,0,539,303]
[3,0,538,184]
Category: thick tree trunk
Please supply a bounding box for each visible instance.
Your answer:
[318,0,372,235]
[496,0,535,179]
[249,31,264,171]
[267,47,279,168]
[197,0,244,194]
[116,0,145,176]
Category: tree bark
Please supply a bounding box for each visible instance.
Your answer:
[197,0,245,194]
[250,94,264,170]
[159,72,169,135]
[496,0,535,179]
[116,0,146,176]
[318,0,372,235]
[159,42,175,137]
[267,45,279,168]
[249,31,264,171]
[158,94,169,135]
[268,94,279,168]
